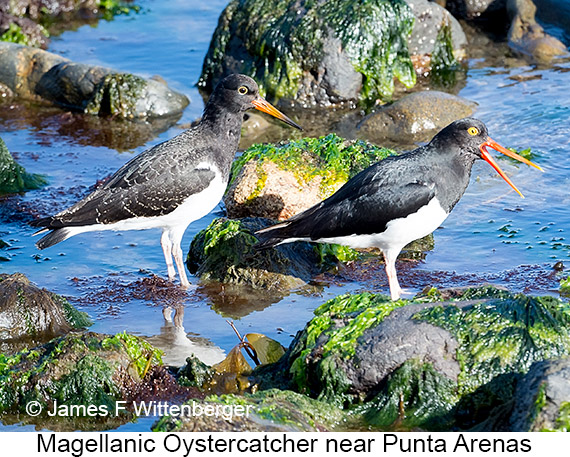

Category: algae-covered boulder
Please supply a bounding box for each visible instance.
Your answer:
[224,134,395,221]
[0,273,91,352]
[0,42,189,120]
[0,136,46,195]
[153,389,344,432]
[280,287,570,430]
[199,0,466,106]
[0,331,163,429]
[356,91,478,145]
[187,217,356,293]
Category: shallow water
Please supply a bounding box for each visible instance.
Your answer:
[1,0,569,431]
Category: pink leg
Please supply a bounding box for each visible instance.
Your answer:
[383,249,403,300]
[161,231,176,281]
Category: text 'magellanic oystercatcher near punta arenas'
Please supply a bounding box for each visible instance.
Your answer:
[30,74,301,287]
[256,118,544,301]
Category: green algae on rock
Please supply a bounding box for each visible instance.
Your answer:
[199,0,417,105]
[225,133,395,221]
[0,137,46,195]
[187,217,323,292]
[0,332,163,426]
[85,73,146,119]
[279,287,570,430]
[153,388,346,432]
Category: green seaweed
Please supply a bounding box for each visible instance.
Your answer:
[430,18,461,87]
[177,355,216,388]
[289,292,407,405]
[229,133,396,198]
[545,401,570,432]
[85,73,146,119]
[0,23,31,45]
[0,332,163,415]
[314,243,360,267]
[199,0,416,105]
[0,137,47,195]
[360,358,458,430]
[560,276,570,295]
[101,332,163,378]
[53,295,93,329]
[413,289,570,394]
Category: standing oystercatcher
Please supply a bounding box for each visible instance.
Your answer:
[31,74,301,287]
[255,118,543,300]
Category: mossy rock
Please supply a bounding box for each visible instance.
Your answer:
[153,388,347,432]
[278,286,570,430]
[0,331,163,429]
[199,0,466,106]
[187,217,347,293]
[0,137,46,195]
[0,273,91,353]
[224,133,396,221]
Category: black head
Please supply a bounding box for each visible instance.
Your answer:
[207,74,302,129]
[431,117,543,198]
[430,118,489,161]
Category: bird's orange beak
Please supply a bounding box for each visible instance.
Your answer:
[479,137,543,198]
[252,96,302,130]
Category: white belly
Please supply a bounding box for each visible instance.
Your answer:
[291,197,449,252]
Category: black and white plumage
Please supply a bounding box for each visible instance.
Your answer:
[31,74,301,287]
[256,118,543,300]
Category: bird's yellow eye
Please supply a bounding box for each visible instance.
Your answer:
[468,127,479,136]
[238,86,248,95]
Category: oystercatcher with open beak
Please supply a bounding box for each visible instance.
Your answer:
[255,118,543,300]
[31,74,301,287]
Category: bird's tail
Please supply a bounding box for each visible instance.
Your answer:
[32,227,74,250]
[254,221,296,250]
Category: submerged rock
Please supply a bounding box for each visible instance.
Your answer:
[199,0,466,106]
[225,134,395,221]
[0,136,46,195]
[273,286,570,430]
[0,42,189,120]
[0,273,91,352]
[356,91,478,145]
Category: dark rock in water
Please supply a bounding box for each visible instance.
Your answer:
[0,42,189,120]
[444,0,507,19]
[199,0,466,107]
[356,91,477,146]
[0,273,91,353]
[187,217,325,293]
[0,136,46,195]
[276,286,570,430]
[0,331,167,430]
[225,134,395,221]
[507,358,570,431]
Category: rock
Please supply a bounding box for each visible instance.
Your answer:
[0,331,168,429]
[507,0,568,62]
[0,0,140,48]
[199,0,466,107]
[0,136,46,195]
[0,273,91,352]
[187,217,335,293]
[277,287,570,430]
[508,358,570,431]
[224,134,395,221]
[356,91,477,145]
[444,0,507,19]
[0,42,189,120]
[153,389,342,432]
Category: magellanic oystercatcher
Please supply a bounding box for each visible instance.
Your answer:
[31,74,302,287]
[255,118,543,300]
